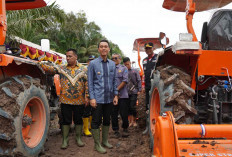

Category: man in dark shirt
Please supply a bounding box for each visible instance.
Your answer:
[142,42,157,134]
[88,40,118,154]
[123,57,141,127]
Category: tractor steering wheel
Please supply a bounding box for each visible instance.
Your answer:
[9,47,22,56]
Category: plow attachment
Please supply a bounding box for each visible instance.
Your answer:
[153,111,232,157]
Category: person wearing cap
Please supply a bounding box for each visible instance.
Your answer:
[88,39,118,154]
[142,42,157,134]
[82,55,96,137]
[111,53,129,138]
[123,57,141,127]
[88,55,95,64]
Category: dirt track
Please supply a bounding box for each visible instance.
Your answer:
[40,125,150,157]
[40,93,150,157]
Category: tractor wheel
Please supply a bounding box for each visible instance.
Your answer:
[0,75,50,157]
[148,65,197,153]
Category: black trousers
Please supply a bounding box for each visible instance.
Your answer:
[91,103,113,129]
[145,89,150,111]
[128,94,137,117]
[111,98,129,131]
[61,103,84,125]
[83,105,92,118]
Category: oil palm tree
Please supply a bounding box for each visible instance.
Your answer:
[6,2,65,43]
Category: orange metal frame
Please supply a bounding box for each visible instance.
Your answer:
[0,1,47,79]
[0,0,6,45]
[0,54,46,83]
[161,0,232,90]
[153,111,232,157]
[150,86,232,157]
[150,0,232,156]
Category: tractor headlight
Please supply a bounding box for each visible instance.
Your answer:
[179,33,193,41]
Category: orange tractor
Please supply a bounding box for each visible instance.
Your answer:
[134,0,232,156]
[0,1,63,156]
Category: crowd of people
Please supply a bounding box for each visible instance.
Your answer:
[40,39,156,154]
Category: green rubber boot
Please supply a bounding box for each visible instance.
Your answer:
[92,129,107,154]
[102,126,113,149]
[75,125,85,147]
[61,125,70,149]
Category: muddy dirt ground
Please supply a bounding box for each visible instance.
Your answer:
[40,93,151,157]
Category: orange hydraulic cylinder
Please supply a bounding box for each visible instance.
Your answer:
[176,124,232,139]
[137,44,143,76]
[54,74,61,96]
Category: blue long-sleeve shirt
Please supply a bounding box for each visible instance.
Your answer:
[88,56,118,104]
[128,68,142,95]
[115,64,128,98]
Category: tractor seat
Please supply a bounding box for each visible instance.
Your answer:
[201,9,232,51]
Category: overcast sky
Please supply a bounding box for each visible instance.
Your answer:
[46,0,232,66]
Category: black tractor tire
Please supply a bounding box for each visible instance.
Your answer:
[0,75,50,157]
[148,65,197,152]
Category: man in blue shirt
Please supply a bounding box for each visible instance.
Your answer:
[88,39,118,154]
[111,53,129,138]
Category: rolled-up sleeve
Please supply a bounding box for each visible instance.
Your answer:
[122,67,128,83]
[88,62,95,99]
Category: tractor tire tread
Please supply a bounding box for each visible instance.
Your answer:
[0,75,49,157]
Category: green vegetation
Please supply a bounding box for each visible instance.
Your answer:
[6,2,123,62]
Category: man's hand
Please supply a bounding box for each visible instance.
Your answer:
[85,98,89,106]
[137,91,141,95]
[90,99,97,108]
[113,95,118,105]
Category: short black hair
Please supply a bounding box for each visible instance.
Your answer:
[66,48,77,57]
[98,39,110,48]
[123,57,130,63]
[112,53,121,59]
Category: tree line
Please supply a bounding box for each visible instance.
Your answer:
[6,2,123,63]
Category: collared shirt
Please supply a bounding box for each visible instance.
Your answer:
[88,56,118,104]
[40,62,88,105]
[142,54,157,90]
[128,68,142,95]
[116,64,128,98]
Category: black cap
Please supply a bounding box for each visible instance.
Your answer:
[144,42,153,48]
[89,55,95,60]
[123,57,130,63]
